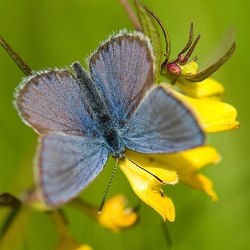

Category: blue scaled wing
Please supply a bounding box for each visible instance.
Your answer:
[16,69,95,136]
[123,85,205,154]
[89,31,154,121]
[37,133,109,207]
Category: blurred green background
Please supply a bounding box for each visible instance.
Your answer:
[0,0,249,249]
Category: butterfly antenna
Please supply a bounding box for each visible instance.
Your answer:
[98,157,119,214]
[123,154,164,184]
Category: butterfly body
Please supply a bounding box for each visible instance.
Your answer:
[15,31,204,207]
[72,61,126,158]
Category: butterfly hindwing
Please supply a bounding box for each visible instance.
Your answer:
[37,133,109,207]
[123,85,205,154]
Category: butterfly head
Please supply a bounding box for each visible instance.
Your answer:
[110,142,126,159]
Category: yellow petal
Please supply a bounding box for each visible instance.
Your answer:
[134,146,219,201]
[181,61,198,75]
[170,146,219,201]
[143,187,176,222]
[180,173,218,201]
[176,78,225,101]
[98,194,138,232]
[152,145,220,174]
[119,150,178,221]
[70,195,137,232]
[75,245,93,250]
[171,90,239,132]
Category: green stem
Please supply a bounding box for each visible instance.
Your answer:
[0,35,33,76]
[162,222,175,250]
[119,0,142,31]
[70,198,99,220]
[0,207,22,239]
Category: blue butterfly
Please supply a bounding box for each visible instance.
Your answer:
[15,31,204,207]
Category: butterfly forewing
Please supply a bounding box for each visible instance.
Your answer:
[89,32,154,121]
[16,70,95,136]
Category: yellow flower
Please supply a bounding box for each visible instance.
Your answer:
[119,152,178,222]
[70,195,138,233]
[98,194,138,232]
[176,76,225,101]
[117,73,237,222]
[171,89,239,132]
[119,145,220,221]
[105,2,238,224]
[75,245,93,250]
[151,145,220,201]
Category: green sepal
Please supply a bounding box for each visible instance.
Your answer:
[180,42,236,82]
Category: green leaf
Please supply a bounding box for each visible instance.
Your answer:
[133,1,162,83]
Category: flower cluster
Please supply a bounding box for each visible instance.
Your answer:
[118,1,238,221]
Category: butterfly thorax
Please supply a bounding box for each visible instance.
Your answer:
[99,118,125,159]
